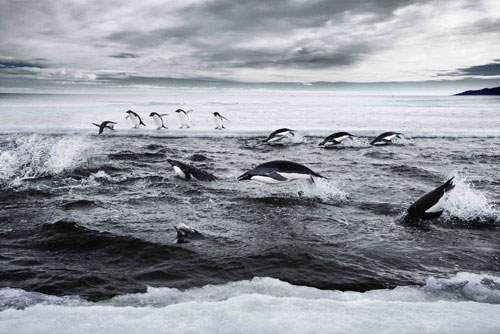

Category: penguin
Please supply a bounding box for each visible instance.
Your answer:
[213,112,229,129]
[92,121,117,135]
[238,160,326,184]
[167,159,217,181]
[149,112,168,130]
[265,128,296,145]
[174,109,193,128]
[174,223,204,243]
[125,110,146,128]
[370,131,402,145]
[407,177,455,220]
[319,132,355,147]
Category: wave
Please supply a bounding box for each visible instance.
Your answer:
[0,135,94,187]
[440,173,499,226]
[1,272,499,333]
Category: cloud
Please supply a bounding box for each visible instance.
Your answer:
[440,60,500,77]
[0,0,500,84]
[109,53,140,59]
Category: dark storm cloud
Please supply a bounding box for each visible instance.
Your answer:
[104,0,429,70]
[109,53,140,59]
[441,60,500,77]
[0,59,46,69]
[0,0,499,84]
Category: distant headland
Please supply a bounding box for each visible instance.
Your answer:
[455,86,500,96]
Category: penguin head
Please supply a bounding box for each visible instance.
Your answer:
[213,112,220,117]
[175,109,183,113]
[149,112,156,117]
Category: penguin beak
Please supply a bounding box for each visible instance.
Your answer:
[237,173,251,181]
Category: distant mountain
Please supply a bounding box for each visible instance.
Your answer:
[455,86,500,96]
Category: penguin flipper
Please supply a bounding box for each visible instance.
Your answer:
[266,172,288,181]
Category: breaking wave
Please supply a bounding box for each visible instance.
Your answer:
[1,272,500,334]
[0,135,94,186]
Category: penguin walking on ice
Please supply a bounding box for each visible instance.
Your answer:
[125,110,146,129]
[92,121,117,135]
[175,109,193,128]
[149,112,168,130]
[213,112,229,130]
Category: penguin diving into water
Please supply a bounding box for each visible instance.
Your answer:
[213,112,229,129]
[406,177,455,220]
[149,112,168,130]
[238,160,326,184]
[92,121,117,135]
[125,110,146,129]
[265,128,296,145]
[167,159,217,181]
[370,131,403,146]
[319,132,356,147]
[175,109,193,128]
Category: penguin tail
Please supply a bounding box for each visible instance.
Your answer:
[162,124,167,129]
[443,177,455,192]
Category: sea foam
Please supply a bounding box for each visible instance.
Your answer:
[1,273,499,334]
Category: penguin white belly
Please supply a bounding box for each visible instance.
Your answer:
[425,196,446,213]
[323,141,337,147]
[213,116,223,129]
[128,115,140,128]
[336,135,350,142]
[251,175,289,184]
[383,134,397,141]
[152,115,162,129]
[277,172,312,181]
[178,113,190,128]
[268,132,292,143]
[173,166,186,179]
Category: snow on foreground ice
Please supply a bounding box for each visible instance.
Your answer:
[1,273,500,334]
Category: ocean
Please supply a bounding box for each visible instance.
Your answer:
[0,89,499,333]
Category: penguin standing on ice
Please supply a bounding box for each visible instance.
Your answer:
[213,112,229,129]
[175,109,192,128]
[406,177,455,220]
[319,132,356,147]
[125,110,146,129]
[149,112,168,130]
[370,131,402,145]
[238,160,326,184]
[92,121,117,135]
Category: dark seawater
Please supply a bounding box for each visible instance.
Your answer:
[0,132,499,301]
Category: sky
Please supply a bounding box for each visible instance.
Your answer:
[0,0,499,88]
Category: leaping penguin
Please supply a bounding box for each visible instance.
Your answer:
[407,177,455,220]
[92,121,117,135]
[167,159,217,181]
[125,110,146,129]
[319,132,355,147]
[213,112,229,129]
[175,109,192,128]
[370,131,402,145]
[238,160,326,184]
[265,128,296,145]
[149,112,168,130]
